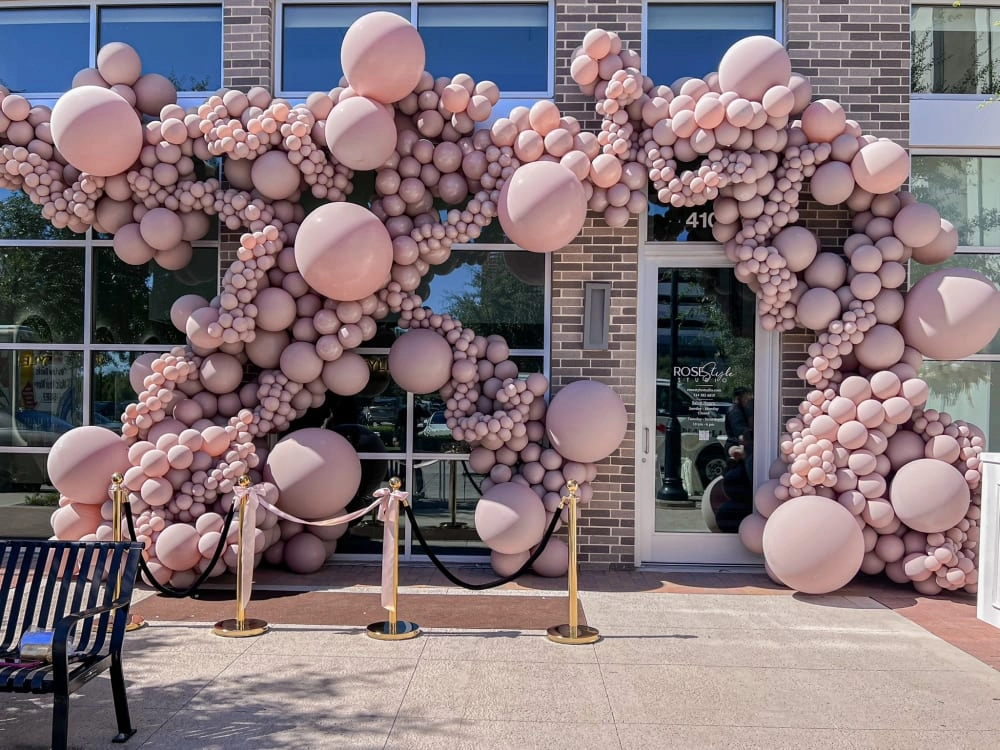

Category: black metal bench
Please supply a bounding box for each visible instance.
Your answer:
[0,539,144,750]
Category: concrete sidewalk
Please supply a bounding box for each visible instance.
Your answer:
[2,570,999,749]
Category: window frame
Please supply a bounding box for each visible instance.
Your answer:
[275,0,555,101]
[910,0,1000,101]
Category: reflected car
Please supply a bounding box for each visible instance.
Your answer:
[419,411,453,440]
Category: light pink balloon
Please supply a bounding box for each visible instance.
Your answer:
[717,36,792,101]
[294,202,393,302]
[140,208,184,252]
[246,329,290,369]
[325,95,397,170]
[498,161,587,253]
[809,161,855,206]
[546,380,627,463]
[280,340,325,383]
[762,495,865,594]
[51,502,104,540]
[320,352,371,396]
[47,426,129,504]
[772,226,818,272]
[851,140,909,195]
[800,99,846,142]
[911,219,958,266]
[96,42,141,86]
[251,150,302,200]
[129,352,160,394]
[853,324,904,370]
[340,12,425,104]
[474,481,546,554]
[388,328,453,394]
[899,268,1000,360]
[200,352,244,394]
[889,458,971,533]
[50,86,143,176]
[490,549,530,577]
[133,73,177,116]
[738,512,767,554]
[796,287,842,331]
[170,294,209,333]
[113,223,157,265]
[893,202,941,248]
[155,524,203,572]
[264,428,361,519]
[283,532,329,573]
[531,537,569,577]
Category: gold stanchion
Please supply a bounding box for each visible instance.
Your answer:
[547,480,599,644]
[109,473,146,632]
[214,476,269,638]
[367,477,420,640]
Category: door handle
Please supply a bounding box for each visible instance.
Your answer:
[643,427,649,454]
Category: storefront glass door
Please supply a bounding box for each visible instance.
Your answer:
[636,248,777,565]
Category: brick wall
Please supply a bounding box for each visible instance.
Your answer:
[223,0,275,90]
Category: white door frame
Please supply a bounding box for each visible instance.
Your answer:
[635,244,779,565]
[979,454,1000,629]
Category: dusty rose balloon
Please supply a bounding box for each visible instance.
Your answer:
[246,328,289,369]
[738,512,767,554]
[341,12,425,104]
[325,95,397,170]
[96,42,142,86]
[772,226,818,272]
[546,380,627,463]
[295,202,393,302]
[803,252,847,290]
[531,537,569,577]
[889,458,971,533]
[851,140,909,195]
[388,329,453,394]
[893,202,941,248]
[809,161,855,206]
[280,340,324,384]
[498,162,586,253]
[899,268,1000,360]
[264,428,361,519]
[911,219,958,266]
[796,287,842,331]
[169,294,208,333]
[491,549,530,577]
[200,352,244,394]
[155,524,202,572]
[129,352,160,394]
[854,324,905,370]
[133,73,176,115]
[320,352,371,396]
[762,495,865,594]
[113,223,157,265]
[717,36,791,101]
[50,86,143,176]
[47,426,129,504]
[51,502,104,540]
[800,99,846,142]
[475,481,546,554]
[283,532,329,574]
[140,208,184,252]
[251,150,302,200]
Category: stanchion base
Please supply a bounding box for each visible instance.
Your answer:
[213,618,270,638]
[125,614,147,632]
[366,620,420,640]
[546,624,600,644]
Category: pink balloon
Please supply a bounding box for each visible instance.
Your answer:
[320,352,371,396]
[800,99,846,142]
[498,162,587,253]
[279,340,325,383]
[200,353,244,395]
[853,324,904,370]
[911,219,958,266]
[170,294,209,333]
[341,12,425,104]
[889,459,971,533]
[246,328,290,369]
[388,329,453,394]
[474,481,546,554]
[325,96,397,170]
[851,140,909,195]
[47,426,129,504]
[546,380,627,463]
[251,150,302,200]
[129,352,160,394]
[762,496,865,594]
[96,42,142,86]
[51,502,104,540]
[772,226,818,272]
[264,428,361,520]
[294,202,393,302]
[893,202,941,248]
[796,287,842,331]
[900,268,1000,360]
[717,36,792,101]
[50,86,143,176]
[133,73,177,116]
[155,524,203,571]
[283,532,329,573]
[531,537,569,577]
[809,161,855,206]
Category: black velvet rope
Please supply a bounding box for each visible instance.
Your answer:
[402,499,563,590]
[123,497,238,598]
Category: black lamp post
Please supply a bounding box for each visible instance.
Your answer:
[657,270,689,504]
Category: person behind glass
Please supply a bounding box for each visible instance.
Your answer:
[718,387,754,533]
[394,401,429,499]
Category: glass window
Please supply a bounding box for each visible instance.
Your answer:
[647,4,775,84]
[415,250,544,348]
[648,198,717,243]
[0,349,84,447]
[98,5,222,92]
[0,189,84,242]
[93,246,219,345]
[919,359,1000,451]
[911,156,1000,248]
[91,350,150,429]
[912,4,1000,95]
[0,8,89,93]
[0,247,85,343]
[419,3,549,93]
[281,4,409,91]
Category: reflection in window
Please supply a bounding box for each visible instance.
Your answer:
[419,3,549,92]
[99,5,222,91]
[647,4,775,84]
[911,156,1000,248]
[647,193,717,242]
[281,4,409,91]
[92,247,219,345]
[0,8,88,93]
[0,349,84,447]
[415,251,544,348]
[92,351,150,428]
[0,247,85,343]
[0,189,84,241]
[912,4,1000,94]
[919,359,999,451]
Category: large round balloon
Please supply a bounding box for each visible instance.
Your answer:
[717,36,792,101]
[50,86,143,176]
[263,428,362,520]
[889,458,971,533]
[546,380,627,463]
[498,161,587,253]
[899,268,1000,360]
[294,202,393,302]
[474,481,546,554]
[762,495,865,594]
[47,426,129,504]
[325,96,397,171]
[340,11,425,104]
[388,329,453,394]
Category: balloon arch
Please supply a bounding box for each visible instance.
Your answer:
[2,14,997,595]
